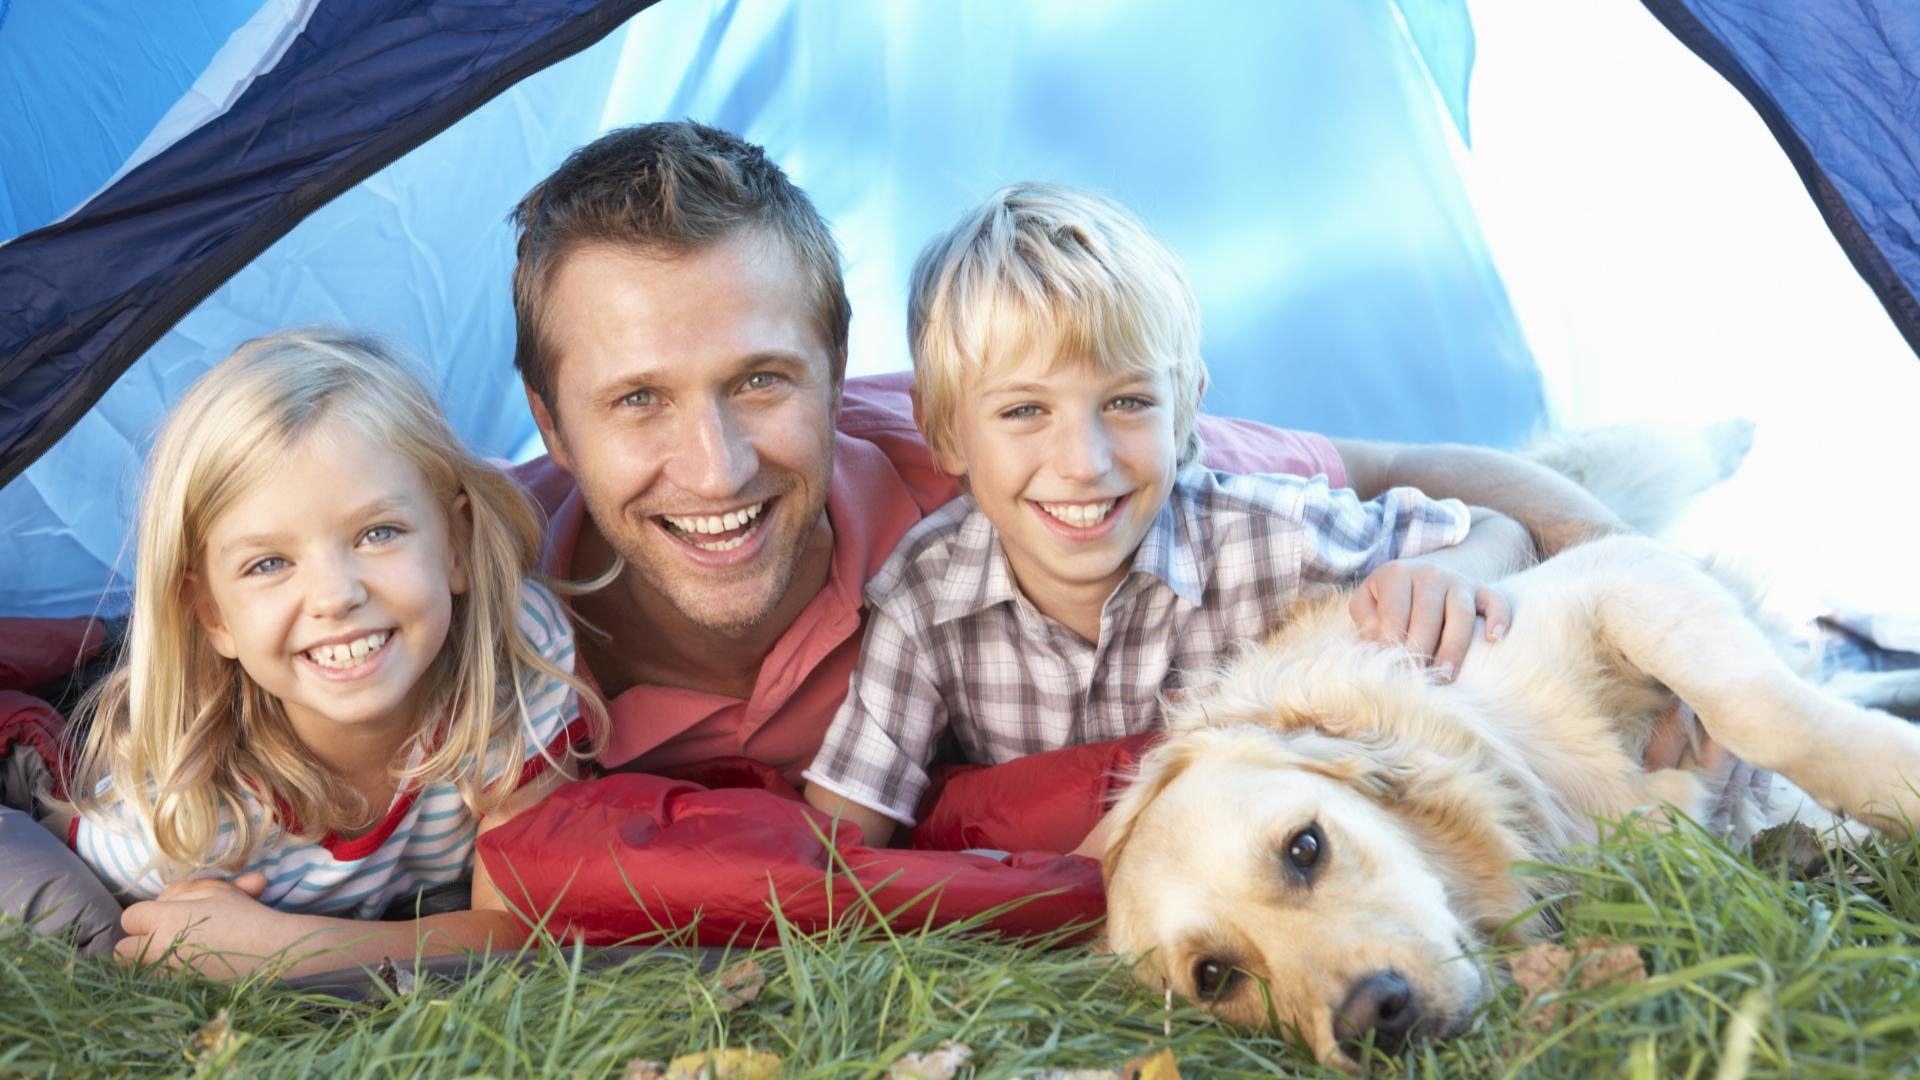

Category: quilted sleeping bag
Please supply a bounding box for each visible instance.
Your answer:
[477,733,1160,946]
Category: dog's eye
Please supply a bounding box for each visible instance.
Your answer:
[1192,957,1237,1000]
[1286,822,1325,874]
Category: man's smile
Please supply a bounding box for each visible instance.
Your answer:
[654,496,779,556]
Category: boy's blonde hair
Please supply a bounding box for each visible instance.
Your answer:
[907,181,1208,466]
[66,330,603,878]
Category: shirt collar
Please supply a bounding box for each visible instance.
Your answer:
[1126,471,1208,607]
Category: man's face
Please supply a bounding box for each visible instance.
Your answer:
[530,231,839,635]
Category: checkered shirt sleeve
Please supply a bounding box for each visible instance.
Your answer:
[1292,482,1472,582]
[802,606,946,826]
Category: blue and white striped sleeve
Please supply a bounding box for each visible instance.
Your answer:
[484,579,585,790]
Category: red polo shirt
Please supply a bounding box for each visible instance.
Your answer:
[515,372,1345,784]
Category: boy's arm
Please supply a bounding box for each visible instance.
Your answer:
[799,608,946,851]
[803,782,901,849]
[115,773,569,979]
[1332,437,1628,558]
[1349,506,1532,681]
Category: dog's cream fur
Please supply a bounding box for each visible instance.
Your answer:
[1101,431,1920,1066]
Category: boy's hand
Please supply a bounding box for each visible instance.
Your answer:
[1350,558,1511,682]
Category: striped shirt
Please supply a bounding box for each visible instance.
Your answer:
[72,580,585,919]
[802,467,1471,824]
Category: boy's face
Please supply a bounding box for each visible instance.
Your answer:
[935,352,1180,621]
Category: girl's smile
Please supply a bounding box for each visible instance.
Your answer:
[193,417,468,748]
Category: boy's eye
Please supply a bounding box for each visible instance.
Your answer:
[361,524,402,546]
[1108,395,1154,412]
[1000,404,1043,420]
[244,556,288,577]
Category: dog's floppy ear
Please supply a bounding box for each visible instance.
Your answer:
[1099,733,1214,891]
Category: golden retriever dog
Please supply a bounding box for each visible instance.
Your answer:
[1100,426,1920,1067]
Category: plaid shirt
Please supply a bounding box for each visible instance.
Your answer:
[802,467,1472,824]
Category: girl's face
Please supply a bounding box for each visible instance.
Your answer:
[193,418,468,752]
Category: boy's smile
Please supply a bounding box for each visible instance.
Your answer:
[935,354,1179,640]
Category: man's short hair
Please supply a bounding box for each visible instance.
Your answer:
[906,181,1207,467]
[510,121,852,403]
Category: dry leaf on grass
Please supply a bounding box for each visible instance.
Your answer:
[625,1048,784,1080]
[1750,822,1828,879]
[1511,938,1647,1030]
[185,1007,240,1063]
[677,959,766,1012]
[887,1040,974,1079]
[1122,1048,1180,1079]
[1022,1047,1180,1080]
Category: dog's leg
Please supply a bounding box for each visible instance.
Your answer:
[1543,536,1920,833]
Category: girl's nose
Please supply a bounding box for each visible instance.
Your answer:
[306,555,368,618]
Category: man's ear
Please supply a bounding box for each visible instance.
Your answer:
[446,492,472,596]
[910,386,969,478]
[185,571,238,659]
[524,381,572,474]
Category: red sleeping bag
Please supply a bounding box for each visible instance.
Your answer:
[478,733,1159,946]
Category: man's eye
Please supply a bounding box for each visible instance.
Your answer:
[361,525,402,546]
[743,372,782,391]
[244,556,287,576]
[620,389,655,408]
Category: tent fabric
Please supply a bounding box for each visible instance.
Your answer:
[1639,0,1920,357]
[0,0,1540,620]
[0,0,657,492]
[478,736,1157,946]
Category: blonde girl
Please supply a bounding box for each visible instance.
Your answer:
[63,329,602,976]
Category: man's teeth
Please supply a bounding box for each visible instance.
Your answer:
[663,501,766,536]
[305,631,390,669]
[1038,499,1117,528]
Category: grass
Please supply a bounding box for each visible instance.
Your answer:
[5,819,1920,1079]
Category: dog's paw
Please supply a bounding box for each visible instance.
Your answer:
[1701,417,1757,483]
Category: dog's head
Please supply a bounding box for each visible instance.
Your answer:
[1102,611,1545,1066]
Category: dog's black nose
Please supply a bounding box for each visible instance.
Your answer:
[1334,970,1420,1057]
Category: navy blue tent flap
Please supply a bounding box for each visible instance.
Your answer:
[1641,0,1920,360]
[0,0,656,491]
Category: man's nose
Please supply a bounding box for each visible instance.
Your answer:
[1051,410,1114,483]
[305,553,368,619]
[668,397,759,499]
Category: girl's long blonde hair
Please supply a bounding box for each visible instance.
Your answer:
[65,329,603,878]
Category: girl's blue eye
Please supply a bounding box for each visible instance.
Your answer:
[362,525,401,545]
[245,556,287,576]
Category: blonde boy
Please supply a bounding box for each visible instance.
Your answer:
[803,182,1530,846]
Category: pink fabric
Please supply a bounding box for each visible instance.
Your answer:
[0,618,107,692]
[515,372,1344,783]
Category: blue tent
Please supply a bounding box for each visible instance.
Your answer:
[1,0,1915,620]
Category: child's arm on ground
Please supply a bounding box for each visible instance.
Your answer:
[803,782,901,849]
[1349,506,1532,681]
[115,773,569,979]
[1332,437,1628,558]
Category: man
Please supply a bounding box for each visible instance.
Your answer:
[509,121,1628,786]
